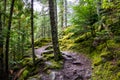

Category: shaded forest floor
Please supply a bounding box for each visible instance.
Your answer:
[27,44,92,80]
[11,26,120,80]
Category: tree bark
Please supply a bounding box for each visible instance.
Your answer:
[0,6,4,80]
[54,0,58,25]
[5,0,15,79]
[49,0,61,60]
[31,0,35,65]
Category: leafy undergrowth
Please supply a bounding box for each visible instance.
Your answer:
[34,38,51,47]
[60,26,120,80]
[18,56,63,80]
[10,38,63,80]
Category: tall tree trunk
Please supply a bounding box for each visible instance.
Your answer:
[2,0,7,78]
[3,0,7,27]
[31,0,35,65]
[64,0,67,27]
[49,0,61,60]
[5,0,15,79]
[0,7,4,80]
[54,0,58,25]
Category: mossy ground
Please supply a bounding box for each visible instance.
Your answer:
[60,26,120,80]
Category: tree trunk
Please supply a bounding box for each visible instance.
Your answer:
[31,0,35,65]
[0,7,4,80]
[3,0,7,27]
[54,0,58,25]
[49,0,61,60]
[5,0,15,79]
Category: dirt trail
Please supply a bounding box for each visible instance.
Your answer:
[34,45,92,80]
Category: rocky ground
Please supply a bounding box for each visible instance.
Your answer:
[28,44,92,80]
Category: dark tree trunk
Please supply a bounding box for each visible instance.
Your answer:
[5,0,15,79]
[31,0,35,65]
[3,0,7,27]
[49,0,61,60]
[54,0,58,24]
[0,7,4,80]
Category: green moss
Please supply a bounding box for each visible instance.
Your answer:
[27,74,41,80]
[117,60,120,67]
[117,72,120,78]
[92,62,115,80]
[60,25,120,80]
[93,54,103,66]
[115,36,120,43]
[107,40,119,48]
[96,43,106,51]
[48,60,63,69]
[74,32,91,43]
[62,26,76,35]
[62,33,74,40]
[100,51,113,61]
[21,58,33,66]
[23,70,29,78]
[19,69,29,80]
[34,38,51,47]
[43,53,54,60]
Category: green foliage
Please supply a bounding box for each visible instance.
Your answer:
[19,69,29,80]
[74,32,91,43]
[72,0,97,27]
[114,36,120,43]
[60,23,120,79]
[34,38,51,47]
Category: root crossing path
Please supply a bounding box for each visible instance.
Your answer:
[34,44,92,80]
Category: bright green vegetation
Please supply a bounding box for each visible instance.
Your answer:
[59,0,120,79]
[60,25,120,80]
[0,0,120,80]
[17,39,63,79]
[34,38,51,47]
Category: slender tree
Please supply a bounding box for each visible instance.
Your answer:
[0,5,4,80]
[54,0,58,24]
[49,0,61,60]
[31,0,35,65]
[5,0,15,79]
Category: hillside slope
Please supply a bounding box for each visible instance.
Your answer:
[60,26,120,80]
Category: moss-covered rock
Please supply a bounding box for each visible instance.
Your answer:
[59,25,120,80]
[74,32,91,43]
[46,60,63,69]
[117,72,120,78]
[100,51,113,61]
[42,53,54,61]
[20,58,33,66]
[34,38,51,47]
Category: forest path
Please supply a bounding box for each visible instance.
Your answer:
[34,44,92,80]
